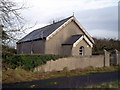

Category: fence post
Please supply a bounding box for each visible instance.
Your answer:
[115,49,119,65]
[104,49,110,67]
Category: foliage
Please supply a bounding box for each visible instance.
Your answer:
[92,38,120,55]
[3,54,66,70]
[2,45,16,59]
[0,0,28,45]
[0,25,9,41]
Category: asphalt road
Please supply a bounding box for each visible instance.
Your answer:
[2,71,120,88]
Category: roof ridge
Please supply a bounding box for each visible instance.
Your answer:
[34,16,73,31]
[52,16,73,24]
[17,16,73,43]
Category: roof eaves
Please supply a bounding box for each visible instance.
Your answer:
[17,37,46,44]
[83,35,93,47]
[73,35,84,47]
[73,17,95,44]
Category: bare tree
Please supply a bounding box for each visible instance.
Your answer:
[0,0,28,45]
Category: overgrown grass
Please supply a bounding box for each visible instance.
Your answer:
[52,66,119,78]
[2,68,36,83]
[2,66,119,84]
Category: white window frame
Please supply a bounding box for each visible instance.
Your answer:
[79,46,84,56]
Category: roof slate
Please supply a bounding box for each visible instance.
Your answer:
[18,16,73,43]
[62,34,83,45]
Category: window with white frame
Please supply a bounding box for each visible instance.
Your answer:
[79,46,84,56]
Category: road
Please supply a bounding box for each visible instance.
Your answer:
[3,71,120,88]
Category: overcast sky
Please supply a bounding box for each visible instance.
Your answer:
[15,0,119,39]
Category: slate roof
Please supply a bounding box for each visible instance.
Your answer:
[62,34,83,45]
[17,16,73,43]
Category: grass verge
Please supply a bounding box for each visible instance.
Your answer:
[2,66,119,84]
[85,80,120,88]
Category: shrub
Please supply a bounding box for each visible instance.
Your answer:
[3,54,66,70]
[92,38,120,55]
[2,45,16,59]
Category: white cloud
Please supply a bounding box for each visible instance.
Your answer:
[17,0,118,19]
[89,29,118,39]
[16,0,118,15]
[76,6,118,31]
[13,0,118,39]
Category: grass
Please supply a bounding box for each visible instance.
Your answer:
[2,68,37,83]
[2,66,119,84]
[85,80,120,88]
[53,66,119,78]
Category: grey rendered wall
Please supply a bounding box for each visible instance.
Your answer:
[62,45,72,56]
[45,21,89,55]
[17,43,21,54]
[34,55,105,72]
[17,40,45,54]
[32,40,45,54]
[17,42,31,54]
[72,39,92,56]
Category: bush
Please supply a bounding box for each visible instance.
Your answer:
[92,38,120,55]
[3,54,66,70]
[2,45,16,59]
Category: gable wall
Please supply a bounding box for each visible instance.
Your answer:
[45,21,84,55]
[72,39,92,56]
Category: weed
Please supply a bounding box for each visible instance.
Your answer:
[63,67,68,71]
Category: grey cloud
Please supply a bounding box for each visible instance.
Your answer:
[76,6,118,31]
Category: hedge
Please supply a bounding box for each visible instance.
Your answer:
[3,54,66,70]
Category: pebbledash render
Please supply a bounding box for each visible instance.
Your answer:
[17,16,94,56]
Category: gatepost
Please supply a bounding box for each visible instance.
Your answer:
[115,49,119,65]
[104,49,110,67]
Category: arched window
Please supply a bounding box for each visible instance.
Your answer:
[79,46,84,56]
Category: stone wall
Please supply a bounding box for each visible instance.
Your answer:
[34,55,109,72]
[34,50,111,72]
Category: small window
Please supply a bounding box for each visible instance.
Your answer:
[79,46,84,56]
